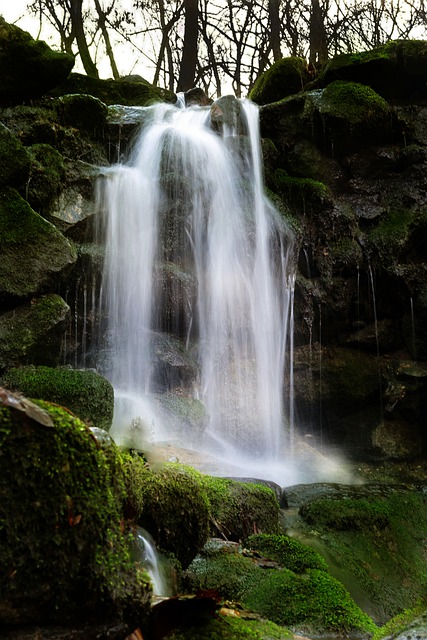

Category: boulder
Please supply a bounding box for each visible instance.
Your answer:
[0,17,74,104]
[0,391,151,626]
[26,143,65,214]
[0,295,70,370]
[320,40,427,101]
[0,188,77,302]
[2,365,114,431]
[249,56,309,105]
[51,72,176,106]
[0,123,30,187]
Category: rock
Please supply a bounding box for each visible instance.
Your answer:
[249,56,309,105]
[0,123,30,187]
[283,483,427,623]
[210,95,248,135]
[2,365,114,431]
[320,40,427,101]
[183,87,211,106]
[26,143,65,215]
[0,188,77,302]
[55,94,108,139]
[0,395,151,626]
[122,457,210,569]
[51,72,176,106]
[0,17,74,104]
[0,295,70,370]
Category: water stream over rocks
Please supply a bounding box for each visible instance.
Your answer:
[96,97,300,485]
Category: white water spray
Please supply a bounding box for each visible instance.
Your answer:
[97,97,295,479]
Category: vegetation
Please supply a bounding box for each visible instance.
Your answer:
[2,365,114,431]
[0,399,151,624]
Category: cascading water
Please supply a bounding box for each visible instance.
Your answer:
[96,96,295,481]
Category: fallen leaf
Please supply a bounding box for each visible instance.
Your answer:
[0,387,54,427]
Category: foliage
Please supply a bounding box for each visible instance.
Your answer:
[2,365,114,431]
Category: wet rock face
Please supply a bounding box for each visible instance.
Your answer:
[260,42,427,462]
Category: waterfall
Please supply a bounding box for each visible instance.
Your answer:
[96,97,294,478]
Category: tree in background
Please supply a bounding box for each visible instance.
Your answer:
[25,0,427,94]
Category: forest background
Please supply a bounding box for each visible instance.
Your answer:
[1,1,427,100]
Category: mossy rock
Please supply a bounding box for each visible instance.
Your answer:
[0,187,77,301]
[162,611,293,639]
[372,605,427,640]
[0,17,74,104]
[0,295,70,371]
[185,539,375,635]
[26,143,65,214]
[246,534,328,573]
[0,123,30,188]
[296,488,427,621]
[273,169,333,214]
[320,40,427,101]
[0,395,151,625]
[123,458,210,569]
[55,94,108,138]
[249,57,309,105]
[200,477,280,540]
[51,72,175,106]
[2,365,114,431]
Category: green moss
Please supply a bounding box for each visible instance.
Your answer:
[122,458,209,569]
[274,169,333,213]
[319,80,391,125]
[200,476,279,540]
[185,539,375,635]
[26,143,65,214]
[372,603,427,640]
[2,365,114,431]
[249,57,308,105]
[244,568,376,633]
[298,491,427,618]
[165,612,293,639]
[367,207,416,263]
[246,534,328,573]
[0,399,150,624]
[185,541,262,601]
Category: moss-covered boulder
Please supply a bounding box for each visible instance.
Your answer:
[0,295,70,371]
[26,143,65,214]
[0,187,77,301]
[2,365,114,431]
[0,123,30,187]
[51,72,175,106]
[284,484,427,622]
[320,40,427,101]
[0,17,74,104]
[184,537,376,636]
[123,458,210,569]
[316,80,393,154]
[249,57,309,105]
[55,94,108,139]
[0,392,151,626]
[200,477,280,540]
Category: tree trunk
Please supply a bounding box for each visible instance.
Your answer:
[177,0,199,92]
[309,0,328,65]
[269,0,282,61]
[70,0,99,78]
[93,0,119,79]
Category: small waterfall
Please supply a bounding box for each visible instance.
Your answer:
[132,527,169,596]
[96,97,294,480]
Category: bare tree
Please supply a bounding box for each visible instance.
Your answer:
[177,0,199,90]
